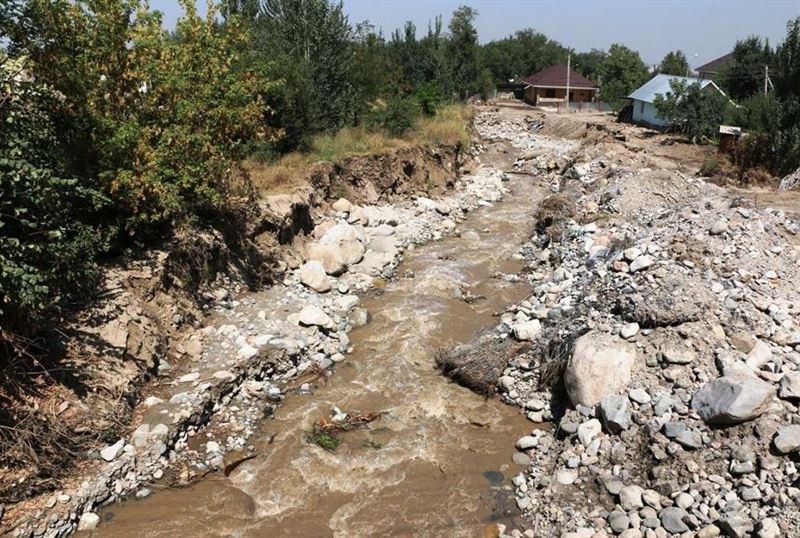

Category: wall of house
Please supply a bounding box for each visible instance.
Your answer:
[524,87,596,104]
[631,99,667,128]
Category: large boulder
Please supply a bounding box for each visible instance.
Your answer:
[306,223,366,275]
[298,261,331,292]
[564,331,637,406]
[691,373,775,425]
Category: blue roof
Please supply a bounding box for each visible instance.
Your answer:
[627,74,718,104]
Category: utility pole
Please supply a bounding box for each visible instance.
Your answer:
[764,65,769,95]
[566,53,571,112]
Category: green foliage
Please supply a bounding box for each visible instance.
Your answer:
[307,429,341,451]
[733,94,800,176]
[482,28,569,83]
[368,96,421,137]
[658,50,690,76]
[574,49,607,81]
[774,17,800,99]
[653,79,730,141]
[721,36,773,100]
[700,157,721,176]
[444,6,482,99]
[0,55,106,326]
[599,44,650,110]
[414,81,443,116]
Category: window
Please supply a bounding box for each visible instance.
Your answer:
[545,88,556,98]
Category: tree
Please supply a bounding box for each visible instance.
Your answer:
[658,50,690,76]
[721,36,773,100]
[653,79,730,141]
[482,28,568,83]
[774,16,800,99]
[444,5,481,98]
[574,48,607,83]
[599,43,649,109]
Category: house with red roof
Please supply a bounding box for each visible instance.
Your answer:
[523,64,598,106]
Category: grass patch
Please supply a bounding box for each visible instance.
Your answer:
[362,440,386,450]
[307,429,342,452]
[248,104,472,194]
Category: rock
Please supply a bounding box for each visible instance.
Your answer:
[516,436,538,450]
[556,468,578,485]
[298,305,334,330]
[660,344,696,365]
[620,323,640,339]
[675,429,703,449]
[754,518,780,538]
[143,396,164,407]
[77,512,100,531]
[619,485,644,510]
[608,510,631,533]
[710,218,729,235]
[629,388,651,405]
[100,439,125,462]
[564,331,637,406]
[513,320,541,341]
[577,419,602,447]
[629,255,655,273]
[692,373,775,425]
[773,425,800,454]
[659,507,689,533]
[598,395,631,434]
[717,512,754,538]
[332,198,353,213]
[778,371,800,400]
[697,525,721,538]
[299,261,331,293]
[306,223,366,275]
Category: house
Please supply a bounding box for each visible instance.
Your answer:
[523,64,598,106]
[627,74,726,128]
[695,52,733,80]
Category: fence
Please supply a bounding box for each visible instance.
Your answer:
[553,101,614,114]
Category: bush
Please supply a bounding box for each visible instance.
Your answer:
[368,96,420,137]
[0,56,106,328]
[732,94,800,177]
[414,82,442,116]
[700,157,720,177]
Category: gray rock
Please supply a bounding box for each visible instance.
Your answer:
[778,371,800,400]
[577,418,602,447]
[556,468,578,485]
[710,218,729,235]
[675,429,703,449]
[629,388,651,405]
[629,254,655,273]
[659,507,689,533]
[608,510,631,533]
[773,425,800,454]
[662,421,686,439]
[516,436,538,450]
[598,395,631,434]
[512,319,541,341]
[620,322,640,339]
[692,374,775,425]
[564,331,637,406]
[717,512,754,538]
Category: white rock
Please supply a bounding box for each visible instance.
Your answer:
[77,512,100,531]
[620,322,640,339]
[100,439,125,462]
[577,418,602,447]
[619,485,645,510]
[298,305,334,330]
[513,319,542,341]
[299,261,332,292]
[564,331,637,406]
[629,255,655,273]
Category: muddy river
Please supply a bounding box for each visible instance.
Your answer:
[91,172,545,537]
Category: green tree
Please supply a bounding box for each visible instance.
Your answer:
[658,50,690,76]
[654,79,730,141]
[482,28,568,83]
[444,5,481,98]
[721,36,773,100]
[599,43,650,109]
[774,16,800,99]
[574,48,607,82]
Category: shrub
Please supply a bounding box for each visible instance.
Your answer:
[414,81,442,116]
[700,157,720,177]
[368,96,420,137]
[0,56,106,328]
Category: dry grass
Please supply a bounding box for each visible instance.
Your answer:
[248,104,472,194]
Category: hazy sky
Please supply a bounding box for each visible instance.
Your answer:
[152,0,800,67]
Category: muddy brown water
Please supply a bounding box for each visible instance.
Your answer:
[91,175,546,538]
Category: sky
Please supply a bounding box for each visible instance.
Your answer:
[151,0,800,68]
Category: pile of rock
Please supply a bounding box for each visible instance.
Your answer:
[477,114,800,537]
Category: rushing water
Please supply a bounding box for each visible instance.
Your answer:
[91,173,545,538]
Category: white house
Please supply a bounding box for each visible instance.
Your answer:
[627,74,725,128]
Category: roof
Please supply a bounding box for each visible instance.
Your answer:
[719,125,743,136]
[524,64,597,89]
[627,74,721,104]
[695,52,733,74]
